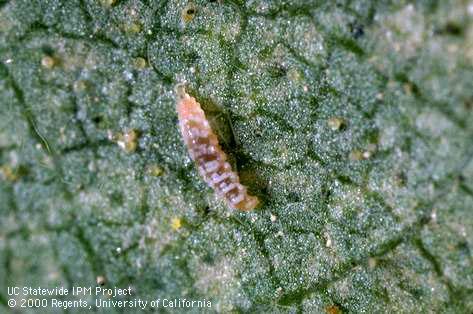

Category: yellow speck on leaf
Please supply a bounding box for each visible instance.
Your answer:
[125,22,142,34]
[133,57,147,69]
[148,165,164,177]
[326,305,341,314]
[349,149,364,161]
[101,0,116,7]
[171,217,182,231]
[0,165,18,182]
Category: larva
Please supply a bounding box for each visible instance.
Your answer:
[175,84,259,211]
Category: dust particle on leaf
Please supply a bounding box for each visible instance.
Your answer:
[350,144,376,161]
[96,275,106,286]
[113,129,139,153]
[403,83,414,96]
[41,55,57,69]
[181,3,197,23]
[368,257,377,269]
[325,232,332,248]
[73,80,87,93]
[363,143,377,159]
[327,117,345,131]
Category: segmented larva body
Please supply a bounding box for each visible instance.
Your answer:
[175,85,259,211]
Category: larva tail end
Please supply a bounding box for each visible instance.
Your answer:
[235,195,260,211]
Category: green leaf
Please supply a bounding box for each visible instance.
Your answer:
[1,0,472,312]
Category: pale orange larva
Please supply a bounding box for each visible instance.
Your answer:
[175,84,259,211]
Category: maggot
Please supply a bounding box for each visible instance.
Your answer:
[175,84,259,211]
